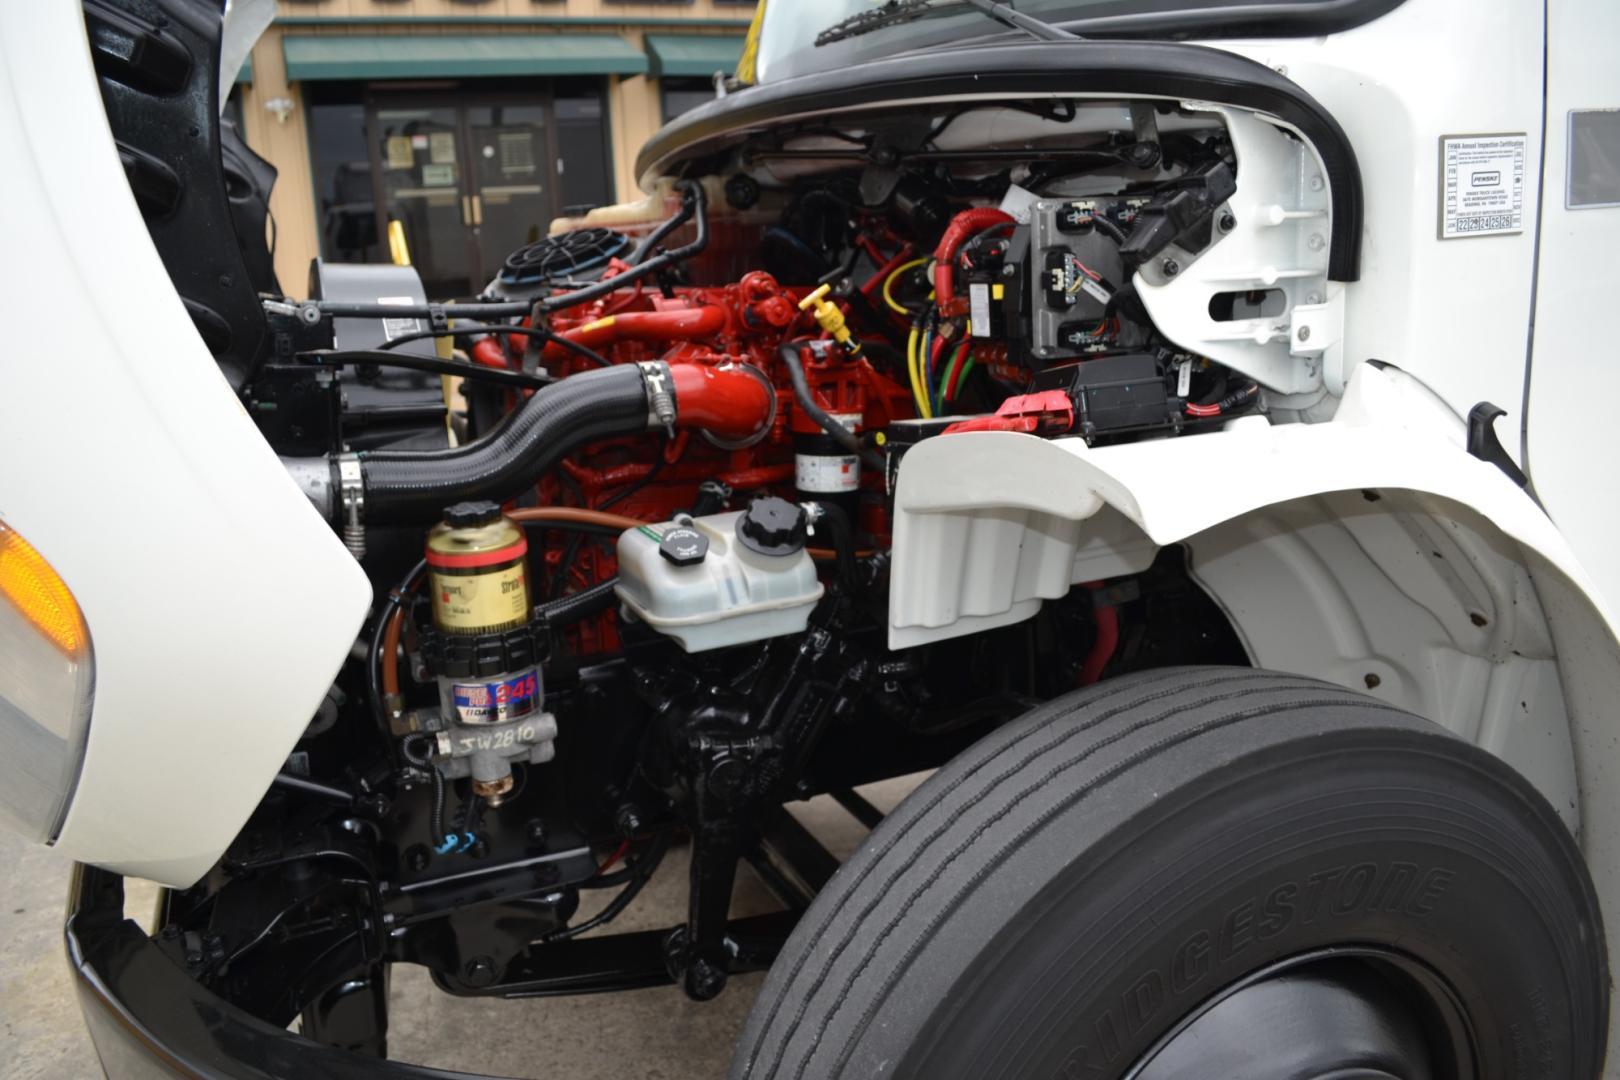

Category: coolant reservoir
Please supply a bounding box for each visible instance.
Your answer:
[615,499,824,652]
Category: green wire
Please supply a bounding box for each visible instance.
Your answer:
[956,357,977,401]
[937,341,969,414]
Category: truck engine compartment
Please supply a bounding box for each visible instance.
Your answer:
[159,95,1287,1036]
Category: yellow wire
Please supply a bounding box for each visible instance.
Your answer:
[882,257,931,316]
[906,326,932,418]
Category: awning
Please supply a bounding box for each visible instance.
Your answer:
[235,57,252,84]
[282,34,649,82]
[644,35,745,79]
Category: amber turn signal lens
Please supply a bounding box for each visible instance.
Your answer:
[0,522,86,657]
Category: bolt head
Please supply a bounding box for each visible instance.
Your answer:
[1161,259,1180,277]
[463,957,497,989]
[615,804,644,837]
[525,818,548,846]
[687,958,728,1001]
[1297,325,1312,342]
[1217,211,1236,232]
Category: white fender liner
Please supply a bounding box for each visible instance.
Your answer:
[890,362,1615,649]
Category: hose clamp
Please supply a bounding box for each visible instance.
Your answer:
[639,361,677,437]
[336,453,366,561]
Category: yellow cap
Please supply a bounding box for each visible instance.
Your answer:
[0,522,87,657]
[797,284,861,354]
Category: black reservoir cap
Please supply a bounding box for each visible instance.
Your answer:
[444,500,502,528]
[736,496,807,557]
[658,525,709,567]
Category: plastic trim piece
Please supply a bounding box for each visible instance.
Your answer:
[636,39,1363,281]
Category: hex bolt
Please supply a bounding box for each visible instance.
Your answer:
[405,845,431,873]
[1217,211,1236,232]
[1002,264,1017,277]
[525,818,548,847]
[615,803,644,837]
[1161,258,1180,278]
[1297,326,1312,343]
[1307,233,1326,251]
[687,958,728,1001]
[463,957,497,989]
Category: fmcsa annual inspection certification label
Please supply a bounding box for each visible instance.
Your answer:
[1439,134,1527,239]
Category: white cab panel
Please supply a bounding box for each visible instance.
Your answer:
[0,5,371,886]
[1525,0,1620,616]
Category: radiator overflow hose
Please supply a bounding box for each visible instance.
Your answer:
[352,359,777,525]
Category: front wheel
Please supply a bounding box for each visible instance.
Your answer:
[732,667,1608,1079]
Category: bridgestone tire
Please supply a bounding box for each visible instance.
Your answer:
[731,667,1608,1079]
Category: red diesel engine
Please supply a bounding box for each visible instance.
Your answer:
[463,235,915,652]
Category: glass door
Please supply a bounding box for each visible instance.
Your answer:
[371,103,478,298]
[466,103,553,285]
[365,86,613,298]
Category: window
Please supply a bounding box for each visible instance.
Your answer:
[661,76,717,125]
[306,98,381,263]
[554,88,613,211]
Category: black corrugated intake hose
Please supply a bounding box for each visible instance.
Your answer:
[360,362,658,524]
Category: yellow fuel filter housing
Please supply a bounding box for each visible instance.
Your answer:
[426,502,529,635]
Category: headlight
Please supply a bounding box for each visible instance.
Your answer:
[0,520,93,842]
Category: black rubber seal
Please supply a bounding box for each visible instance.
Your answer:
[638,39,1364,281]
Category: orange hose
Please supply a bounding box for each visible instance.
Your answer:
[381,605,405,697]
[505,506,647,531]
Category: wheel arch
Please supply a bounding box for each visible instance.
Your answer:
[888,360,1620,998]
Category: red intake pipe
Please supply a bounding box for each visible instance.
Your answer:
[541,306,728,363]
[469,336,510,371]
[670,362,776,441]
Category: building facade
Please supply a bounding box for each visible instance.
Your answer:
[234,0,753,297]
